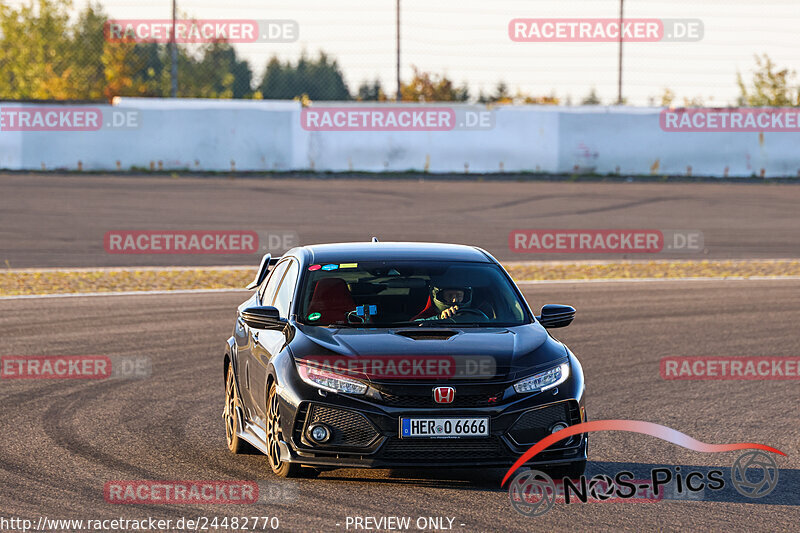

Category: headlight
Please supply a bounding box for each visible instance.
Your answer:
[513,362,570,394]
[297,362,368,395]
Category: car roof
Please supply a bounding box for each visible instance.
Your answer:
[289,242,493,265]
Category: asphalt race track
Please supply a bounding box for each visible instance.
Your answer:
[1,280,798,532]
[2,174,800,267]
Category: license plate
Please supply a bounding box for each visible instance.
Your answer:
[399,417,489,438]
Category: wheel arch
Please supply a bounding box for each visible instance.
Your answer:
[224,336,236,383]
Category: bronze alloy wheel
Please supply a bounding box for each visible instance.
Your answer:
[266,382,301,477]
[224,365,245,453]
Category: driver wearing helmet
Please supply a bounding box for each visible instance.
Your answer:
[413,285,473,321]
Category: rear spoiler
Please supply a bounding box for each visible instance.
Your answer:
[246,253,282,290]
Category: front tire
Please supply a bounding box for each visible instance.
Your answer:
[224,364,247,454]
[266,382,302,478]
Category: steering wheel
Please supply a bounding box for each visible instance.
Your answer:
[443,307,490,323]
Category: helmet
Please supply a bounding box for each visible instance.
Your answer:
[431,286,472,313]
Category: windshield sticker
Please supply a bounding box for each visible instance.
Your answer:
[339,262,358,269]
[321,264,339,271]
[308,264,321,271]
[307,312,322,321]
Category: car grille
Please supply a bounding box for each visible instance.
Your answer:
[304,404,380,448]
[507,401,581,446]
[379,437,508,462]
[377,389,505,408]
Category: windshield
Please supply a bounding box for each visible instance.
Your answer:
[296,260,529,327]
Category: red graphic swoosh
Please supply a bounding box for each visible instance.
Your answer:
[501,419,786,486]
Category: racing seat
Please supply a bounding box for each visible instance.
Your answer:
[308,278,355,324]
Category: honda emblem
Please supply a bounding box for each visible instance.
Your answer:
[433,386,455,404]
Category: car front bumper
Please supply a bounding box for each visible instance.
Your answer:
[277,369,587,469]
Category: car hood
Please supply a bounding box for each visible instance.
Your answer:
[290,323,568,382]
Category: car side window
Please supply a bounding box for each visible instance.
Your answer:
[259,261,288,305]
[273,261,299,317]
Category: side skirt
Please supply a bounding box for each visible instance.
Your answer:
[238,417,268,455]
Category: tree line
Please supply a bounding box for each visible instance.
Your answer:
[1,1,797,105]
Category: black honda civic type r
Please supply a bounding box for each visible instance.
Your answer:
[223,241,587,477]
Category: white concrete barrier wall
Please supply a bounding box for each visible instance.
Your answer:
[299,105,560,173]
[1,99,798,177]
[1,100,297,172]
[556,107,800,178]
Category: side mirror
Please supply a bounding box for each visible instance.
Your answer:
[241,306,287,330]
[536,304,575,329]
